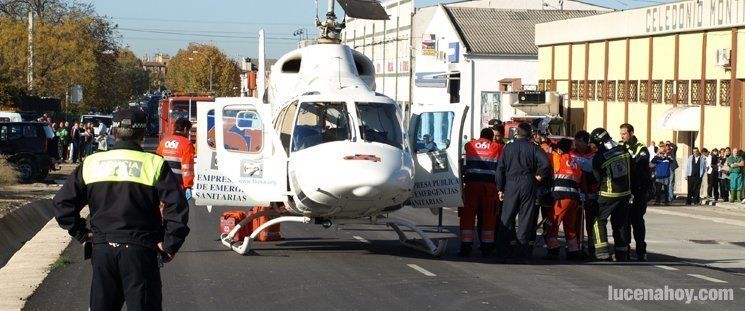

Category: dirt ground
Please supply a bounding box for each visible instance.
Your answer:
[0,164,77,218]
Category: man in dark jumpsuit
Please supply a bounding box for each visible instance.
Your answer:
[619,123,651,261]
[590,127,632,261]
[495,123,550,263]
[53,108,190,311]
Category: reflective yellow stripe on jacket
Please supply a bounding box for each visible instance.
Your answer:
[82,150,164,186]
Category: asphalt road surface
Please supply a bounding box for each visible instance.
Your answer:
[25,202,745,310]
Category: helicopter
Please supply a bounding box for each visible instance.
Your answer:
[193,0,468,256]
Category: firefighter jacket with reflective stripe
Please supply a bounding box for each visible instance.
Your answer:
[570,148,599,197]
[620,137,651,192]
[464,138,504,183]
[551,152,583,200]
[592,145,632,198]
[53,141,190,255]
[157,133,195,189]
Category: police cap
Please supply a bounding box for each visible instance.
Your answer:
[113,108,147,129]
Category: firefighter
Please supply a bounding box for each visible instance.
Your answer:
[53,108,189,310]
[590,128,632,261]
[545,138,583,260]
[570,130,600,258]
[619,123,651,261]
[157,118,196,199]
[460,128,504,257]
[495,123,550,263]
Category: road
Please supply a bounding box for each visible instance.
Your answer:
[25,202,745,310]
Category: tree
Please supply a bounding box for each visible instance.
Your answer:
[166,44,240,97]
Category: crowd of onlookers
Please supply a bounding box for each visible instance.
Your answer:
[650,140,745,205]
[37,114,104,164]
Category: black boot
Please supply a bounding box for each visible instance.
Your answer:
[614,251,630,262]
[458,242,472,257]
[544,248,560,260]
[566,251,581,261]
[636,251,648,262]
[480,243,495,258]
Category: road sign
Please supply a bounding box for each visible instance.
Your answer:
[71,85,83,104]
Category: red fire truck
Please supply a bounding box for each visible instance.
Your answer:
[158,93,215,144]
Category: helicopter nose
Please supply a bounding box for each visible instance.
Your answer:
[351,186,380,199]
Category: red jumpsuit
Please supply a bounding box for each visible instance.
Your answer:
[156,133,195,190]
[461,138,504,245]
[546,152,583,252]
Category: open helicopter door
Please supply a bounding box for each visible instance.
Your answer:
[213,97,288,205]
[193,102,252,210]
[408,104,468,209]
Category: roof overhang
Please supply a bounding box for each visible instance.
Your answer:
[657,106,700,131]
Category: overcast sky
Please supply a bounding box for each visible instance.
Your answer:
[82,0,678,60]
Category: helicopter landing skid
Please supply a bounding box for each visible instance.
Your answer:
[378,216,448,257]
[221,215,311,255]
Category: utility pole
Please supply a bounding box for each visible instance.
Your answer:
[27,11,34,93]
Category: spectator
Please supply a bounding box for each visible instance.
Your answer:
[684,147,706,205]
[701,148,710,200]
[77,123,87,161]
[55,122,69,162]
[69,122,80,163]
[727,148,744,203]
[707,148,720,201]
[83,124,94,157]
[651,147,674,205]
[720,147,732,202]
[666,142,679,203]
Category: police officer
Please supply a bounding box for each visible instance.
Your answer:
[157,118,196,198]
[53,108,189,311]
[460,128,504,257]
[619,123,651,261]
[495,123,550,263]
[590,127,631,261]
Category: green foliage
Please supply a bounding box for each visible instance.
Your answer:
[166,43,241,97]
[50,255,71,271]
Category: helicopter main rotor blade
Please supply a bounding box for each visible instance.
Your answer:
[336,0,389,20]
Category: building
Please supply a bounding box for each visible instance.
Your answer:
[142,53,171,90]
[343,0,607,138]
[536,0,745,160]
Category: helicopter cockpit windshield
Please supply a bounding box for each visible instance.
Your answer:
[356,102,403,149]
[292,102,351,152]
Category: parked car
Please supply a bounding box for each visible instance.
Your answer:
[0,122,56,183]
[0,111,23,122]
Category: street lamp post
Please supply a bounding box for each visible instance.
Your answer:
[192,50,214,94]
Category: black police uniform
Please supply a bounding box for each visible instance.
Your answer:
[621,136,651,259]
[53,110,189,311]
[495,137,550,260]
[591,143,632,261]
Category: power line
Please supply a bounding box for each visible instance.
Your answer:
[121,36,299,45]
[111,16,309,27]
[117,27,298,40]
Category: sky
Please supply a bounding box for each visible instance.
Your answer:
[83,0,680,60]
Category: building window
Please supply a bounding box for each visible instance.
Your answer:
[596,81,605,100]
[629,80,638,102]
[664,80,673,104]
[691,80,701,105]
[588,80,596,100]
[720,80,731,106]
[538,80,546,91]
[579,81,586,100]
[705,80,716,106]
[639,80,648,102]
[677,80,689,105]
[606,81,616,101]
[571,80,579,100]
[652,80,662,103]
[617,81,626,102]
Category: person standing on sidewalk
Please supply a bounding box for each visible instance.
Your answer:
[720,147,732,202]
[685,147,707,205]
[666,141,679,203]
[707,148,720,202]
[727,148,744,203]
[651,149,674,205]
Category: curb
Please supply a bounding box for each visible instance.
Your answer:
[0,200,55,268]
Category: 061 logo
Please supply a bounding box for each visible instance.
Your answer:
[164,140,179,149]
[475,141,490,149]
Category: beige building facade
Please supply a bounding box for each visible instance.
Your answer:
[536,0,745,154]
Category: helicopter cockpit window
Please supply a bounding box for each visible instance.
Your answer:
[414,112,454,154]
[356,102,403,149]
[222,106,264,154]
[292,102,350,152]
[206,110,216,149]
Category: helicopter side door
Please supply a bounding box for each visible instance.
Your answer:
[408,104,468,209]
[213,97,288,205]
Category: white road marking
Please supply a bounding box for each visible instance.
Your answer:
[647,208,745,227]
[407,264,437,277]
[687,274,728,283]
[654,265,679,271]
[352,236,370,244]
